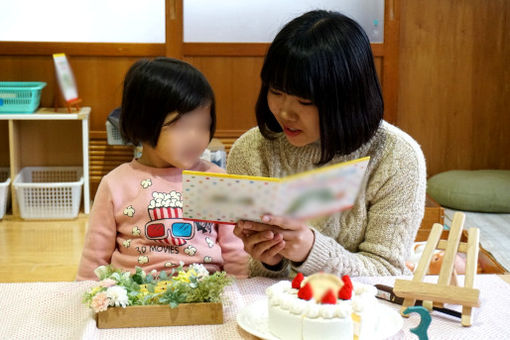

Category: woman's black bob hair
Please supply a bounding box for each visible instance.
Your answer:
[256,10,383,164]
[120,57,216,147]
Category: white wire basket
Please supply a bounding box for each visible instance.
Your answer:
[13,166,83,220]
[0,167,10,219]
[106,120,127,145]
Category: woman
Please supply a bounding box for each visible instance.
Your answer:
[227,10,426,278]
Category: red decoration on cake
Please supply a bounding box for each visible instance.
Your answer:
[320,289,337,304]
[336,274,353,300]
[338,284,353,300]
[297,283,313,300]
[292,273,304,289]
[342,275,353,289]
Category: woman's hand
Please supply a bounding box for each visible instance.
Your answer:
[234,221,286,266]
[237,215,315,263]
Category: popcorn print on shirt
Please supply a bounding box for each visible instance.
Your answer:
[138,256,149,264]
[184,245,197,256]
[205,237,214,248]
[144,190,194,246]
[141,178,152,189]
[124,205,135,217]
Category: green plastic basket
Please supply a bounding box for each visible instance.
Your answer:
[0,81,47,114]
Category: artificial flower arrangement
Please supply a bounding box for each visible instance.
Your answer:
[83,263,232,329]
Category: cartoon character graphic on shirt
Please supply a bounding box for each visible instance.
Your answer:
[144,190,195,247]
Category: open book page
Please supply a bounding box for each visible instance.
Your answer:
[276,157,370,219]
[182,156,370,224]
[182,173,280,224]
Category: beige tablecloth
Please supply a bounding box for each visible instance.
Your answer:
[1,275,509,339]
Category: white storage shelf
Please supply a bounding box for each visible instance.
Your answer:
[0,107,90,218]
[0,167,10,219]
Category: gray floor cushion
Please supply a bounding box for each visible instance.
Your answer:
[427,170,510,213]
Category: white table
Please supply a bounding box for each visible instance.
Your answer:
[0,275,509,339]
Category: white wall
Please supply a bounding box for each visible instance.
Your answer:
[0,0,165,43]
[0,0,384,43]
[184,0,384,43]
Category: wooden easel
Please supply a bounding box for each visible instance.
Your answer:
[394,212,480,326]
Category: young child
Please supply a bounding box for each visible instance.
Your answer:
[77,57,248,280]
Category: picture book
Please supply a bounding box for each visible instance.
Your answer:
[182,156,370,224]
[52,53,79,102]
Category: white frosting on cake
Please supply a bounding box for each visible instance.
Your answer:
[266,279,381,340]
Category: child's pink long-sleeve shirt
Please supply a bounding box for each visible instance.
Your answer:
[76,159,248,280]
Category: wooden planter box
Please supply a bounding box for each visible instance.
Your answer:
[96,302,223,329]
[416,195,445,242]
[415,195,506,274]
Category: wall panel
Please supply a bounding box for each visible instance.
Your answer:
[397,0,510,176]
[3,0,507,204]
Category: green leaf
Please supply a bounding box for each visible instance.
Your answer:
[132,273,144,284]
[83,265,232,311]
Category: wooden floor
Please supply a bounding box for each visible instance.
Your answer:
[0,214,88,282]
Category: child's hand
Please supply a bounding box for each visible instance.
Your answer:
[240,215,315,263]
[234,221,286,266]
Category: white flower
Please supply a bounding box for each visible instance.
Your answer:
[189,264,210,278]
[106,286,129,308]
[94,265,109,279]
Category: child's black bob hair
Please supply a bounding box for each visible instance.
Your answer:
[256,10,383,164]
[120,57,215,147]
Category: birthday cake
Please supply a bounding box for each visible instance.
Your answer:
[266,273,381,340]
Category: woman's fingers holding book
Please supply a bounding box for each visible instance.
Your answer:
[278,228,315,263]
[246,232,285,266]
[261,215,306,231]
[242,221,284,233]
[240,217,314,262]
[234,221,286,265]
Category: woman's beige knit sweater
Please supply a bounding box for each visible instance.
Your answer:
[227,121,426,278]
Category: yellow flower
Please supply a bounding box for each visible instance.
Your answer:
[139,285,149,294]
[155,280,171,293]
[89,286,103,296]
[173,271,191,283]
